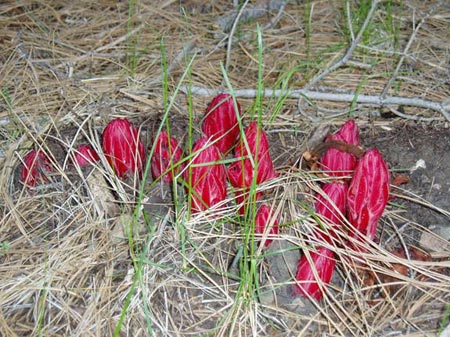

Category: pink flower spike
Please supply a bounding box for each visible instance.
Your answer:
[293,247,336,300]
[314,182,348,243]
[228,121,277,189]
[335,119,359,146]
[255,204,279,247]
[347,148,390,242]
[102,118,146,179]
[320,120,360,177]
[202,94,242,154]
[73,144,99,167]
[184,138,227,213]
[151,131,183,183]
[21,150,53,186]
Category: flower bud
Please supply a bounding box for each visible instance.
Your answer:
[73,144,99,167]
[21,150,53,186]
[151,131,183,183]
[102,118,146,179]
[255,204,279,247]
[202,94,241,154]
[320,120,359,177]
[335,119,359,146]
[347,148,390,241]
[293,247,336,300]
[185,138,227,213]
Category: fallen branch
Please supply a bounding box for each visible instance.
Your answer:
[216,0,293,33]
[181,86,450,122]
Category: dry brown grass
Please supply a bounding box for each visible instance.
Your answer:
[0,1,449,336]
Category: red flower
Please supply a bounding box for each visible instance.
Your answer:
[320,120,359,177]
[73,144,99,167]
[293,247,336,300]
[228,122,277,214]
[21,150,53,186]
[184,138,227,213]
[202,94,241,154]
[314,182,348,243]
[347,149,390,241]
[255,204,279,247]
[102,118,146,179]
[151,131,183,183]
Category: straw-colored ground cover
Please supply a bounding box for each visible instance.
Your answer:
[0,1,449,336]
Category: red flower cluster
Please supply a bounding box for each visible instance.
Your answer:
[18,96,280,253]
[294,120,390,300]
[21,118,148,187]
[181,96,278,220]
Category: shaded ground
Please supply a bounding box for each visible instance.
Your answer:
[365,123,450,231]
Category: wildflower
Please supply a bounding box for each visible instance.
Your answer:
[202,93,241,154]
[184,138,227,213]
[21,150,53,186]
[102,118,146,179]
[73,144,99,167]
[255,204,279,247]
[347,148,390,241]
[293,247,336,300]
[320,120,359,177]
[151,131,183,183]
[334,119,359,146]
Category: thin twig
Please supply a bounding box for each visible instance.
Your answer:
[388,107,440,122]
[303,0,380,90]
[216,0,293,33]
[224,0,250,75]
[263,2,287,30]
[381,5,438,97]
[146,41,197,86]
[181,85,450,121]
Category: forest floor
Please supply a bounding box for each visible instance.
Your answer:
[0,1,449,336]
